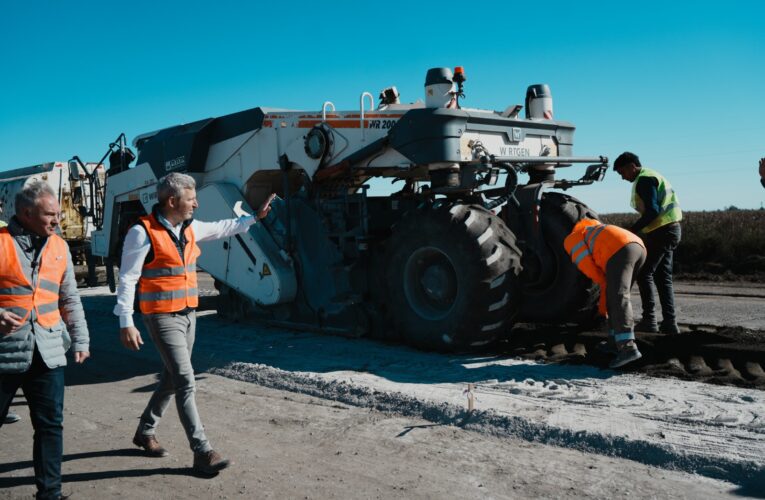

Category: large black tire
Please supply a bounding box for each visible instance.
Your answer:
[516,192,600,323]
[383,203,522,351]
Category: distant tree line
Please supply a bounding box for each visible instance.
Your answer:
[601,210,765,278]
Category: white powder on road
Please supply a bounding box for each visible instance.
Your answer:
[80,286,765,486]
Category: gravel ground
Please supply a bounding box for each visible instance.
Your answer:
[0,370,750,499]
[1,281,764,499]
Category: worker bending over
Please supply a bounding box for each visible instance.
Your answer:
[565,218,647,368]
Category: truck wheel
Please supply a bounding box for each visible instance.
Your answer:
[517,192,600,323]
[383,203,522,351]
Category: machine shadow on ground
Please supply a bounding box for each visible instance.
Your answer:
[66,295,620,391]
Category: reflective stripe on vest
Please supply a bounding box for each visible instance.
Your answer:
[565,219,644,271]
[137,214,201,314]
[141,263,197,278]
[0,228,67,328]
[573,248,592,266]
[630,167,682,233]
[138,288,199,302]
[569,240,588,265]
[584,224,606,256]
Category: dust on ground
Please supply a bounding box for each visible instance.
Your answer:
[2,371,750,500]
[1,283,764,499]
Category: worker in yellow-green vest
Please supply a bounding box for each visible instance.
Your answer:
[613,152,682,335]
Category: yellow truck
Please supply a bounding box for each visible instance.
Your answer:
[0,160,106,285]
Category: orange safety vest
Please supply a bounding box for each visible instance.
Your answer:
[137,214,200,314]
[0,228,67,328]
[564,218,644,315]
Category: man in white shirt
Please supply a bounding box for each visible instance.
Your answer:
[115,172,274,475]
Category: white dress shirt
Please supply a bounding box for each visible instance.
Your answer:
[114,213,256,328]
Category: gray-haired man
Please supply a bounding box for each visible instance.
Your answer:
[0,180,90,500]
[115,172,274,475]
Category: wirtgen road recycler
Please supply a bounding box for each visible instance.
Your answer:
[91,67,609,351]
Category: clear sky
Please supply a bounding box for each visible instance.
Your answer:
[2,0,763,213]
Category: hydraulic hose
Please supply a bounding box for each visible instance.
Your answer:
[484,163,520,210]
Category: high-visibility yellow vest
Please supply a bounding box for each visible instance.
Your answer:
[630,167,682,233]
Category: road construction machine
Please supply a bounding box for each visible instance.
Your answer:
[90,67,608,351]
[0,158,108,286]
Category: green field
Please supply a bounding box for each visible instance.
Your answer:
[600,209,765,279]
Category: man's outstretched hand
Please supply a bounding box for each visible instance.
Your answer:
[233,194,277,220]
[257,193,277,220]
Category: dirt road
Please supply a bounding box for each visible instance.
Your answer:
[2,373,746,500]
[1,281,763,499]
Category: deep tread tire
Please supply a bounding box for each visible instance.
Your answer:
[516,192,600,323]
[383,203,522,351]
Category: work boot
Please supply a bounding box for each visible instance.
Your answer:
[3,411,20,424]
[193,450,231,475]
[634,318,658,333]
[659,321,680,335]
[596,333,617,355]
[609,342,642,369]
[133,431,169,457]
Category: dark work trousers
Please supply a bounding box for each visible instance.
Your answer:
[0,348,65,500]
[605,242,647,334]
[637,222,682,325]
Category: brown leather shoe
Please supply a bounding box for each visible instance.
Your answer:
[193,450,231,475]
[133,431,169,457]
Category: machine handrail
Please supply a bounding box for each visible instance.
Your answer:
[360,92,374,141]
[322,101,336,121]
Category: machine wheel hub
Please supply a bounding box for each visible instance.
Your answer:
[404,247,457,320]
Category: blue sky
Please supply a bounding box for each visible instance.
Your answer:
[2,1,763,213]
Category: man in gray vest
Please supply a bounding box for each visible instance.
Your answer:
[614,152,683,335]
[0,181,90,500]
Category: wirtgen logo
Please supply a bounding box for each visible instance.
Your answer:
[165,156,186,171]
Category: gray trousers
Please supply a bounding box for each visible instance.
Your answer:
[605,243,647,337]
[138,311,211,453]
